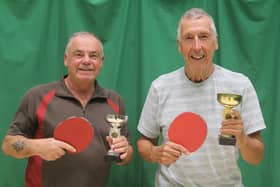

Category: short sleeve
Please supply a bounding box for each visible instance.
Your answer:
[137,82,161,139]
[241,78,266,134]
[7,89,38,138]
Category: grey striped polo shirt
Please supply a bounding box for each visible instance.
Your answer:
[138,65,265,187]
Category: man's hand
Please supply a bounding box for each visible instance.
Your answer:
[33,138,76,161]
[220,110,265,164]
[220,109,245,140]
[151,141,188,165]
[106,136,133,165]
[106,136,129,160]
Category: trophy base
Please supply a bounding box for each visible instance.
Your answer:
[218,135,236,145]
[104,151,121,162]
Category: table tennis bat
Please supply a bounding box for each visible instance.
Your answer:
[54,116,94,154]
[168,112,207,153]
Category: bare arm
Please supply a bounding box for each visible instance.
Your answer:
[221,110,264,165]
[2,135,31,159]
[137,135,187,165]
[237,131,264,165]
[2,134,76,161]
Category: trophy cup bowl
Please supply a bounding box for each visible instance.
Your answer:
[104,114,128,162]
[217,93,242,145]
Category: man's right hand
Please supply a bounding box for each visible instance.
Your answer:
[32,138,76,161]
[151,141,188,165]
[137,136,189,165]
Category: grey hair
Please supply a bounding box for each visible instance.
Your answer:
[64,31,104,57]
[177,8,217,41]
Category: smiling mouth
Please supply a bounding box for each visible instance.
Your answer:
[191,55,205,60]
[78,68,93,71]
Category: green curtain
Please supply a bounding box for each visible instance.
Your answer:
[0,0,279,186]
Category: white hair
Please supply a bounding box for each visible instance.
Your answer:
[65,31,104,57]
[177,8,217,41]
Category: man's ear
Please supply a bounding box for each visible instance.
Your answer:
[215,43,219,50]
[215,37,219,50]
[100,56,104,67]
[64,54,68,67]
[177,40,182,53]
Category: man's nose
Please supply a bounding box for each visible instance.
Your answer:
[82,55,91,64]
[193,38,202,50]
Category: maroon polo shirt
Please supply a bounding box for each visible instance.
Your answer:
[7,78,129,187]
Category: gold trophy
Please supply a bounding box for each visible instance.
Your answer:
[217,93,242,145]
[104,114,128,162]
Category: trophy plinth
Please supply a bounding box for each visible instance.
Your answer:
[104,114,128,162]
[217,93,242,146]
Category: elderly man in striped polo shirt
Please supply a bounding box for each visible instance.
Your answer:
[137,8,265,187]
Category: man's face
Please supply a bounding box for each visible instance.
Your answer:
[178,16,218,81]
[64,35,103,84]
